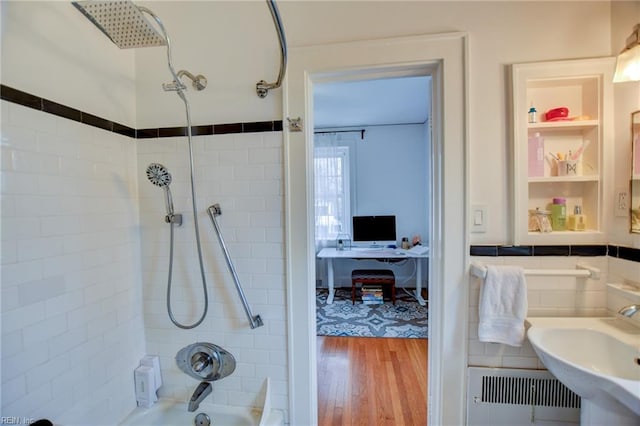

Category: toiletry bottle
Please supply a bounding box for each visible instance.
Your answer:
[401,237,410,249]
[528,105,537,123]
[568,205,586,231]
[550,197,566,231]
[528,132,544,177]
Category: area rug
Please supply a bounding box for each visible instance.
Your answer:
[316,288,428,338]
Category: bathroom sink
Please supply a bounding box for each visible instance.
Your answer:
[526,317,640,424]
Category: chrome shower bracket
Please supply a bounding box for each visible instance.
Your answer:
[162,80,187,92]
[209,204,222,216]
[165,213,183,225]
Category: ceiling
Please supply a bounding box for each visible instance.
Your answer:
[313,75,432,129]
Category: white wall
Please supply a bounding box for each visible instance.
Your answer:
[315,124,430,289]
[137,132,288,414]
[134,1,613,245]
[607,257,640,328]
[0,102,145,424]
[134,0,281,127]
[0,1,137,127]
[1,0,636,424]
[610,1,640,248]
[468,256,609,369]
[354,124,429,242]
[1,2,145,424]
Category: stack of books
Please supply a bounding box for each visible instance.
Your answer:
[361,284,383,304]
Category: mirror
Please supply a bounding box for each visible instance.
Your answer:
[632,110,640,233]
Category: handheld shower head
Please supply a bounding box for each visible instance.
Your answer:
[146,163,175,217]
[146,163,172,187]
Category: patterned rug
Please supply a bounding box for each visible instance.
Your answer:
[316,288,428,338]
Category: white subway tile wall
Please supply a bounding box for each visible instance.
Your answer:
[136,131,287,414]
[606,256,640,327]
[468,256,609,369]
[1,101,146,423]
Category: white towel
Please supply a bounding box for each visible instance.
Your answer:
[478,265,528,347]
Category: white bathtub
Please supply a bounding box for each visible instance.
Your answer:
[119,400,282,426]
[120,379,283,426]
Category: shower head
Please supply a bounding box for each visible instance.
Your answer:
[146,163,175,217]
[72,0,167,49]
[146,163,172,187]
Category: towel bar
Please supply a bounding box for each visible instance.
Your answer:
[469,261,600,280]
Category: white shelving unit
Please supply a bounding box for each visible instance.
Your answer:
[512,58,615,245]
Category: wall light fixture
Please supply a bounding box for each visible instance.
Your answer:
[614,24,640,83]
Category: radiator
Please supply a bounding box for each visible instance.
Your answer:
[467,367,580,425]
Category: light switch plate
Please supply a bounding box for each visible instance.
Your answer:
[470,204,487,233]
[615,188,629,217]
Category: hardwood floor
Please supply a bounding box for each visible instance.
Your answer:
[317,336,428,426]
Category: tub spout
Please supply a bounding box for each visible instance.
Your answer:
[188,381,212,412]
[618,304,640,318]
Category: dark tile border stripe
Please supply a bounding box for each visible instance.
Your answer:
[571,245,608,257]
[469,245,498,257]
[611,245,640,263]
[1,84,283,138]
[497,245,533,256]
[533,245,570,256]
[1,84,40,109]
[470,244,640,264]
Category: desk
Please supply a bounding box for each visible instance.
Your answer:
[317,247,428,306]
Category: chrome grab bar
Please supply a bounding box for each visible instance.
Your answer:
[207,204,264,329]
[256,0,287,98]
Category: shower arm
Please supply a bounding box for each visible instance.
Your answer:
[256,0,287,98]
[137,6,186,92]
[177,70,208,91]
[207,204,264,329]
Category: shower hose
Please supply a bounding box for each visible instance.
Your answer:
[165,90,209,330]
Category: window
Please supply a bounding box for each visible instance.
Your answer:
[314,146,350,243]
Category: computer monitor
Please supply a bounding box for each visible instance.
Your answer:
[352,215,397,247]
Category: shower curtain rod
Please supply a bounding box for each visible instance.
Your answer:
[256,0,287,98]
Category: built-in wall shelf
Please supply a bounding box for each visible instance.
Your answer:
[511,57,615,245]
[528,176,600,183]
[528,120,598,131]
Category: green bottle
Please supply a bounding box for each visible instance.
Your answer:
[550,197,566,231]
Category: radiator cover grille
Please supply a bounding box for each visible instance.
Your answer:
[481,375,581,408]
[467,367,581,426]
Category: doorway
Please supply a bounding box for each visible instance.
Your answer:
[312,74,431,317]
[283,34,469,426]
[313,74,432,425]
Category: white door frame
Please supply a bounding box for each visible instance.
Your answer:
[283,33,469,426]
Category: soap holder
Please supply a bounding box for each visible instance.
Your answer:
[607,283,640,303]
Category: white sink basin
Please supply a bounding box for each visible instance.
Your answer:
[526,317,640,424]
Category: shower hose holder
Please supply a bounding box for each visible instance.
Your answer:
[165,213,183,225]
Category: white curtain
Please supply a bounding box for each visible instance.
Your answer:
[314,133,351,251]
